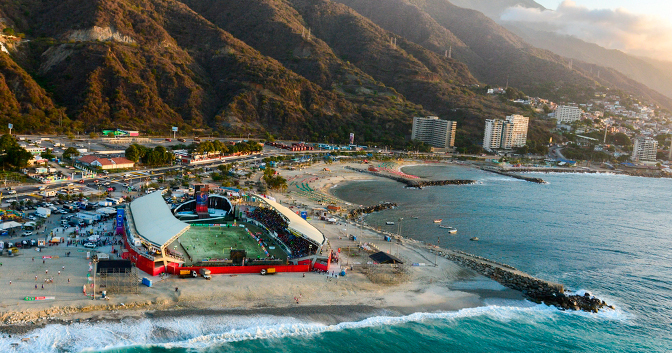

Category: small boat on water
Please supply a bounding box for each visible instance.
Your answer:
[386,221,395,225]
[433,219,442,223]
[439,225,457,234]
[470,237,479,241]
[412,216,419,219]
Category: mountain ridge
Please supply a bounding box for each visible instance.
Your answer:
[0,0,669,146]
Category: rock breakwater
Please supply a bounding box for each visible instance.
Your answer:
[348,202,397,219]
[345,166,475,187]
[432,248,610,313]
[480,167,547,184]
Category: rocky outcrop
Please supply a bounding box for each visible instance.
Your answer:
[67,26,135,43]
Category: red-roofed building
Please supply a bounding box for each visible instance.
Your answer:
[78,155,99,164]
[78,156,135,170]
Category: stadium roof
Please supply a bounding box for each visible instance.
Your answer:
[255,195,326,245]
[130,191,190,248]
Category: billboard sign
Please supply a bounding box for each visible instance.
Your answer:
[8,123,13,129]
[349,133,354,145]
[172,126,178,132]
[116,208,125,234]
[300,211,308,220]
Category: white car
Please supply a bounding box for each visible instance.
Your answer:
[22,231,33,237]
[83,242,97,248]
[27,215,36,220]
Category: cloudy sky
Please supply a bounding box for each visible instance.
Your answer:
[500,0,672,59]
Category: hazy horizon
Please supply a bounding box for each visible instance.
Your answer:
[501,0,672,60]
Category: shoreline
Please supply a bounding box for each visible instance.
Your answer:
[0,160,607,339]
[319,161,613,312]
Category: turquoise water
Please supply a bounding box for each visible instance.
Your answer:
[3,165,671,352]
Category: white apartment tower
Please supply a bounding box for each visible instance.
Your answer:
[555,105,583,123]
[502,114,529,149]
[483,119,504,151]
[411,116,457,149]
[483,115,529,151]
[631,137,658,162]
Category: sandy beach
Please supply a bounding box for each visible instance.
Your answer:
[0,160,523,334]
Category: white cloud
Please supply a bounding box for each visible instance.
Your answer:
[500,0,672,59]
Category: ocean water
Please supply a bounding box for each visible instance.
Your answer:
[3,165,671,352]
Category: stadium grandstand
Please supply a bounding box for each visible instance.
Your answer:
[244,194,326,260]
[121,191,190,275]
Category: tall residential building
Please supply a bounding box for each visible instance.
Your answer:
[555,105,583,123]
[483,115,529,151]
[501,114,529,149]
[483,119,504,151]
[631,137,658,162]
[411,116,457,149]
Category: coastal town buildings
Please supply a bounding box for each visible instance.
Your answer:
[631,137,658,162]
[411,116,457,149]
[555,105,583,123]
[483,115,529,151]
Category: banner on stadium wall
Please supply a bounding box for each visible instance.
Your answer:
[116,208,125,234]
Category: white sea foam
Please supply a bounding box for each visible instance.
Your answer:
[0,302,629,353]
[563,289,633,323]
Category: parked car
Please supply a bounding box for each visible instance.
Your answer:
[22,231,33,237]
[83,242,97,248]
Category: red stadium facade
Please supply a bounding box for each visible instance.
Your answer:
[121,192,330,277]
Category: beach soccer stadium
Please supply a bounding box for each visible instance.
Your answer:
[120,191,330,276]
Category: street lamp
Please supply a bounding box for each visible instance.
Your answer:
[397,217,403,255]
[435,235,440,267]
[92,255,99,300]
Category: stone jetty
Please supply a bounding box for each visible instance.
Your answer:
[348,202,397,219]
[430,247,611,313]
[346,166,475,187]
[480,167,547,184]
